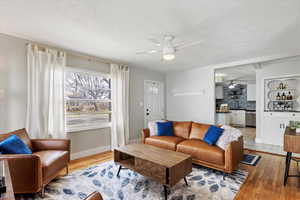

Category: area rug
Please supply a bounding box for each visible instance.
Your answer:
[17,161,248,200]
[240,154,261,166]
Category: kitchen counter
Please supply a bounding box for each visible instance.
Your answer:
[230,108,256,112]
[216,111,231,113]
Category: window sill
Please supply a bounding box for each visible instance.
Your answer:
[66,123,111,133]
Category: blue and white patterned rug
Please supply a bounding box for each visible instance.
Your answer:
[17,161,248,200]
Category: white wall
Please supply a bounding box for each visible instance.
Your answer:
[0,34,27,133]
[256,57,300,143]
[166,66,215,124]
[0,34,165,159]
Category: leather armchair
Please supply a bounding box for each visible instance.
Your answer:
[84,191,103,200]
[0,128,70,196]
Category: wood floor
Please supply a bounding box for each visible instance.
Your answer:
[69,150,300,200]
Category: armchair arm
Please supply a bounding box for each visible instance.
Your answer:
[224,136,244,173]
[84,191,103,200]
[0,154,43,193]
[141,128,150,144]
[31,139,70,152]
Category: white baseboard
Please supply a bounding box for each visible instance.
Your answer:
[128,138,140,144]
[255,137,263,143]
[71,145,111,160]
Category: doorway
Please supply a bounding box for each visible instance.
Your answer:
[144,80,165,127]
[215,65,257,146]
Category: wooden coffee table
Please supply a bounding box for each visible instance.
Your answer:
[114,144,192,200]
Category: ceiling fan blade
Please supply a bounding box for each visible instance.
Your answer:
[175,40,204,50]
[148,38,161,46]
[136,49,159,55]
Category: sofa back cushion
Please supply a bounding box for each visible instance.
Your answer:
[0,128,32,150]
[189,122,211,140]
[157,121,174,136]
[173,121,192,139]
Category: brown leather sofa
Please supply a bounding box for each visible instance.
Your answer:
[142,121,243,173]
[0,128,70,196]
[84,191,103,200]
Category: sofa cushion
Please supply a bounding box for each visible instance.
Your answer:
[189,123,210,140]
[203,125,224,145]
[173,121,192,139]
[145,136,185,151]
[33,150,69,181]
[0,134,32,154]
[176,139,225,165]
[157,121,174,136]
[148,120,167,136]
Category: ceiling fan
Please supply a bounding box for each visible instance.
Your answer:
[136,35,203,61]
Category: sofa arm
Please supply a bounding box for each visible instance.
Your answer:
[224,136,244,173]
[31,139,70,152]
[141,128,150,144]
[0,154,43,193]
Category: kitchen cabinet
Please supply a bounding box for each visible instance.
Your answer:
[246,111,256,127]
[230,110,246,127]
[216,113,231,125]
[247,83,256,101]
[215,85,224,99]
[261,112,300,146]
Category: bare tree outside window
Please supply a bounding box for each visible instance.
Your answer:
[64,70,111,132]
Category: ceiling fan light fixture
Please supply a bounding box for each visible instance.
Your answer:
[228,81,236,89]
[163,53,175,61]
[228,84,235,89]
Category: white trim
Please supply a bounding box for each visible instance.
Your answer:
[210,53,300,70]
[65,66,111,78]
[71,145,111,160]
[67,122,111,133]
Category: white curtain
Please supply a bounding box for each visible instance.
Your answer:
[26,44,66,139]
[111,64,130,149]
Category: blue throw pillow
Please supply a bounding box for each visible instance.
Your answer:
[203,125,224,145]
[0,134,32,154]
[157,121,174,136]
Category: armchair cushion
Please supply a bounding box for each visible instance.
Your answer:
[0,135,32,154]
[31,139,70,152]
[33,150,69,182]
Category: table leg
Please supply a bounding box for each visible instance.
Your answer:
[163,185,168,200]
[284,152,292,186]
[117,165,122,177]
[184,177,188,186]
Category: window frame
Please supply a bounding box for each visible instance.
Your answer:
[64,66,112,133]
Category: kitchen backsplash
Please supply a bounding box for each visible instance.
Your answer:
[216,85,256,110]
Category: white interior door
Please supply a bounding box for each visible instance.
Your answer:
[144,80,164,127]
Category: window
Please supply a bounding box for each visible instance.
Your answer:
[64,68,111,132]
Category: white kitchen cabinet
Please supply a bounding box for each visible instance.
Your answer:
[261,112,300,146]
[215,85,224,99]
[247,83,256,101]
[216,113,231,125]
[230,110,246,127]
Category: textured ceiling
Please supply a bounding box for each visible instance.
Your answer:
[216,65,256,82]
[0,0,300,72]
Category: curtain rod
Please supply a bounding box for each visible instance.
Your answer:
[26,42,119,65]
